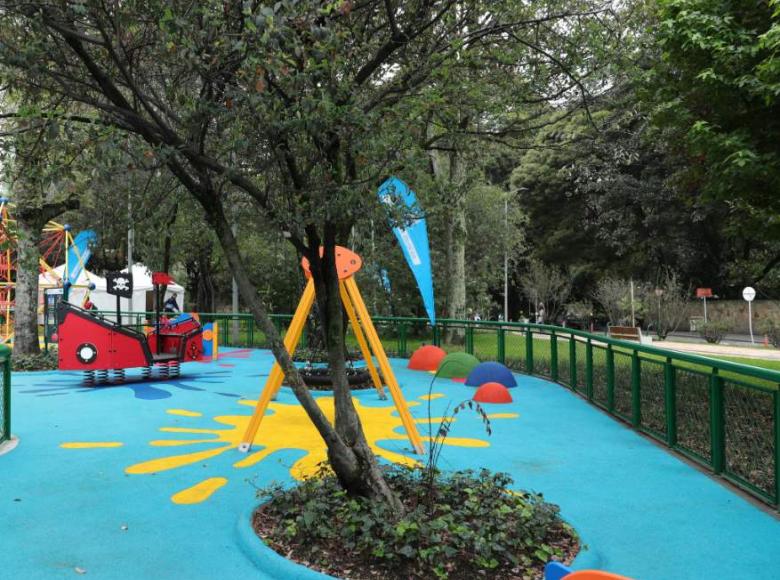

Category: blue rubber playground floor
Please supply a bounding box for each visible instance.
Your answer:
[1,348,779,579]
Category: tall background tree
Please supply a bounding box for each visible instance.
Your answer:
[0,0,624,500]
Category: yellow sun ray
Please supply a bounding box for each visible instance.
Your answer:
[125,444,233,474]
[60,442,124,449]
[486,413,520,419]
[171,477,227,504]
[58,392,517,505]
[232,447,277,469]
[150,438,226,447]
[166,409,203,417]
[419,393,445,401]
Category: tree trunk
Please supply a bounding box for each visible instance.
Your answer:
[447,149,467,321]
[12,197,79,355]
[200,195,401,509]
[429,129,467,339]
[13,218,43,355]
[309,230,401,506]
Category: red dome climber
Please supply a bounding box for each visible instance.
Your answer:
[473,382,513,404]
[408,345,446,371]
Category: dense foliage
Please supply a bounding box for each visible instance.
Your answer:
[255,466,576,579]
[11,349,58,372]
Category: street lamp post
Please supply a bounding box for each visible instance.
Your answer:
[503,194,508,322]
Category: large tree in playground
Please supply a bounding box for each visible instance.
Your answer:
[0,91,99,355]
[0,0,619,503]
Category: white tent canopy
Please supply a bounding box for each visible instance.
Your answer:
[39,263,185,317]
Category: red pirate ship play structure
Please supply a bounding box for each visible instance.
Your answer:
[55,271,204,385]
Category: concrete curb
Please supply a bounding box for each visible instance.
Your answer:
[236,505,335,579]
[0,436,19,456]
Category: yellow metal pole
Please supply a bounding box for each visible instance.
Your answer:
[65,231,70,281]
[344,277,424,454]
[6,246,11,341]
[238,278,316,452]
[339,280,386,400]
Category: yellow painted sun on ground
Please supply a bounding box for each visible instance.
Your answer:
[61,396,518,505]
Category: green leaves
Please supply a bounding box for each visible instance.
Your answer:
[256,465,573,578]
[649,0,780,234]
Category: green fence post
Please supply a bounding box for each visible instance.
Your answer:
[631,352,641,428]
[550,331,558,382]
[466,325,474,355]
[710,370,725,474]
[3,353,10,443]
[497,327,506,365]
[248,317,254,347]
[569,336,577,390]
[526,329,534,375]
[606,345,615,412]
[585,339,593,400]
[433,324,441,347]
[774,390,779,508]
[399,322,408,358]
[665,358,677,447]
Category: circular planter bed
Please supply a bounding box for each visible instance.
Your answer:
[253,466,578,579]
[284,366,378,391]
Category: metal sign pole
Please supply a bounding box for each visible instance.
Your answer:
[742,286,756,344]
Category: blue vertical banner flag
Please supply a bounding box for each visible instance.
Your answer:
[66,230,98,285]
[377,177,436,326]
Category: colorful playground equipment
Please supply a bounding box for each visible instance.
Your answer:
[544,562,633,580]
[466,361,518,389]
[0,197,97,344]
[473,382,513,404]
[238,246,425,455]
[409,344,520,404]
[55,271,204,385]
[201,321,219,360]
[436,351,480,380]
[408,344,446,371]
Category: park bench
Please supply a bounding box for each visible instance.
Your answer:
[607,325,643,342]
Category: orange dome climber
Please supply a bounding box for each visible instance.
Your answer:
[408,345,446,371]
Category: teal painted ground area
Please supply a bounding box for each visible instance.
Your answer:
[0,348,778,579]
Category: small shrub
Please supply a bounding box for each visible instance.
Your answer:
[254,465,578,579]
[699,321,728,344]
[292,347,362,364]
[758,319,780,348]
[12,349,58,371]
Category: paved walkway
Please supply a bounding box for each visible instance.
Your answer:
[0,348,778,579]
[658,340,780,360]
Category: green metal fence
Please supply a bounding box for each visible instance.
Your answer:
[0,344,11,445]
[85,311,780,510]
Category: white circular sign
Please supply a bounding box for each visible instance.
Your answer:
[742,287,756,302]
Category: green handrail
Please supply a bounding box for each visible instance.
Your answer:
[79,310,779,510]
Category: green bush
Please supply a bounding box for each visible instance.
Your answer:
[255,466,577,579]
[292,346,362,364]
[758,319,780,348]
[698,321,728,344]
[12,349,58,371]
